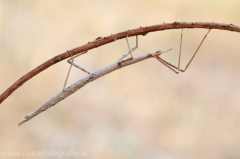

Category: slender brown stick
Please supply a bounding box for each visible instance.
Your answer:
[1,22,239,104]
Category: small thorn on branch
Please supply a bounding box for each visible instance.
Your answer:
[95,37,102,40]
[142,32,149,36]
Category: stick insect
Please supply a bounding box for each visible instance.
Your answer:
[63,28,211,90]
[18,28,211,126]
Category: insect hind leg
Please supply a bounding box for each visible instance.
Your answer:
[180,29,211,72]
[153,28,211,73]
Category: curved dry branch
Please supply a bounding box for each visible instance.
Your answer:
[1,22,240,104]
[18,51,161,126]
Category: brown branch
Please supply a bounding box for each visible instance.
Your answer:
[1,22,239,104]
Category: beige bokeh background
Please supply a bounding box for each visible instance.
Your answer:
[1,0,240,159]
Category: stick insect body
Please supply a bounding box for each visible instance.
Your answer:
[18,28,211,126]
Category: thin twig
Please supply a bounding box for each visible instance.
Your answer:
[1,22,239,104]
[18,51,162,126]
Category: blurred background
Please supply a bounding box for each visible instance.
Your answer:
[1,0,240,158]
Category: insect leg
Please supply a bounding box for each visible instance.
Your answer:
[153,55,180,74]
[116,31,138,64]
[67,51,90,74]
[180,29,211,72]
[63,50,94,91]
